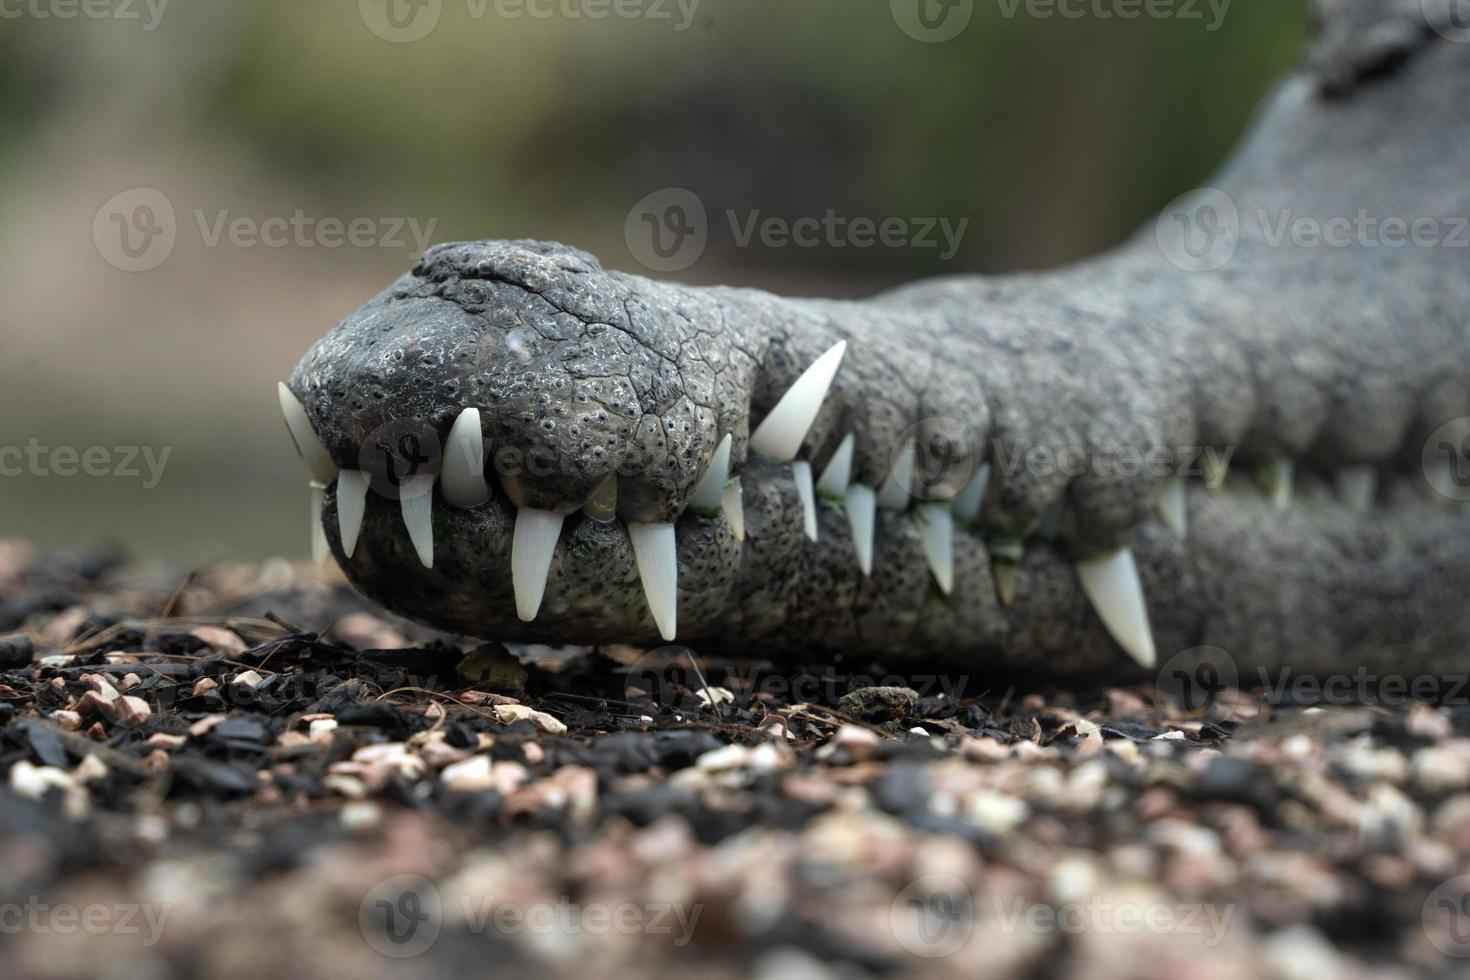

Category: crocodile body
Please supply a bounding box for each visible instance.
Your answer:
[283,2,1470,679]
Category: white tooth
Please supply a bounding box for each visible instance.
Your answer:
[793,461,818,541]
[989,537,1023,607]
[512,509,564,621]
[1075,548,1156,668]
[1159,477,1187,537]
[1265,458,1293,510]
[337,470,371,558]
[722,479,745,540]
[688,434,732,514]
[441,408,489,508]
[399,474,436,568]
[953,463,990,524]
[310,483,328,565]
[1337,465,1377,512]
[583,476,618,523]
[748,341,847,462]
[844,484,877,575]
[816,433,855,498]
[916,503,954,594]
[878,441,916,510]
[629,522,678,642]
[277,383,338,485]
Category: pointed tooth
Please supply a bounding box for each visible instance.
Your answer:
[748,341,847,462]
[993,564,1017,607]
[793,461,818,541]
[1337,465,1377,512]
[1075,548,1156,668]
[722,479,745,540]
[629,523,678,642]
[878,441,916,510]
[277,383,338,485]
[953,463,990,524]
[1264,458,1293,510]
[816,433,855,498]
[399,475,436,569]
[844,484,876,576]
[1202,452,1229,491]
[1159,477,1187,537]
[916,503,954,594]
[989,537,1023,607]
[337,470,371,558]
[441,408,489,508]
[512,509,564,621]
[688,434,732,513]
[310,483,328,565]
[582,476,618,523]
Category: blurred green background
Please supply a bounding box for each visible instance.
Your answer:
[0,0,1305,563]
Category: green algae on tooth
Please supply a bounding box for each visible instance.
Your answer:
[442,408,490,508]
[748,341,847,462]
[989,536,1023,607]
[582,476,618,523]
[688,434,732,515]
[512,508,564,620]
[721,479,745,540]
[792,461,818,541]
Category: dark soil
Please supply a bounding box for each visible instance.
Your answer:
[1,541,1467,979]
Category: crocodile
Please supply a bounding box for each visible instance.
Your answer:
[280,0,1470,681]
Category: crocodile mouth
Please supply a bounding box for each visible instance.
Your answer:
[279,19,1470,678]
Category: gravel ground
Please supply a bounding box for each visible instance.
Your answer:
[2,540,1469,978]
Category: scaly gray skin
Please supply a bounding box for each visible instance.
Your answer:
[288,2,1470,679]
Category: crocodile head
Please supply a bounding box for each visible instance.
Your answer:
[282,4,1470,679]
